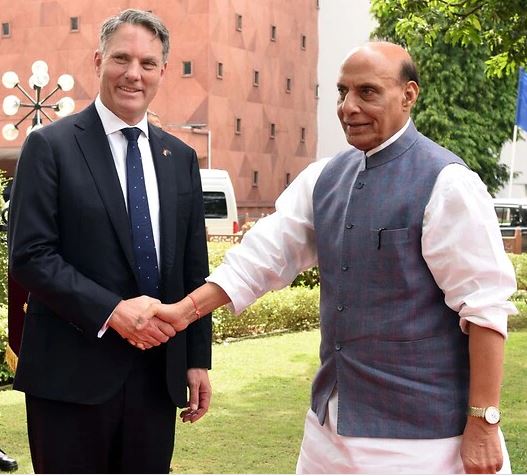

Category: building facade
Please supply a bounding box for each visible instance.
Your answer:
[0,0,319,217]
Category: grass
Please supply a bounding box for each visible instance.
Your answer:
[1,330,526,474]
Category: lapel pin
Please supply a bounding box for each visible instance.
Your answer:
[162,148,172,157]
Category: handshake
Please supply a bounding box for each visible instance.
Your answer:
[108,282,229,349]
[109,294,201,350]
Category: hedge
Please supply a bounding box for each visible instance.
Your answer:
[2,243,527,386]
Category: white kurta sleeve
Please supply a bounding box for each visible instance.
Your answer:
[207,158,330,314]
[422,164,517,338]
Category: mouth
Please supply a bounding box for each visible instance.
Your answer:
[344,122,370,133]
[118,85,142,95]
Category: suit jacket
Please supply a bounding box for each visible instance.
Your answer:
[8,103,212,406]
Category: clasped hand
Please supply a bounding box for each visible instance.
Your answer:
[108,296,191,350]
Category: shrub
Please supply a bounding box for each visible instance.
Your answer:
[212,286,320,342]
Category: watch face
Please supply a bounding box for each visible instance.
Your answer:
[485,406,501,424]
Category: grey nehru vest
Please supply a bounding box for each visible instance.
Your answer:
[311,122,470,438]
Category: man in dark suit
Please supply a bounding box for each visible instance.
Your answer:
[8,9,211,474]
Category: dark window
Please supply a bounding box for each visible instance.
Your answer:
[217,62,223,78]
[182,61,192,76]
[315,83,320,98]
[1,22,10,37]
[286,77,292,93]
[270,123,276,138]
[301,34,307,49]
[70,16,79,32]
[235,117,242,134]
[271,25,277,41]
[253,70,259,86]
[236,14,243,31]
[252,171,259,187]
[285,173,291,187]
[301,127,306,142]
[203,192,227,218]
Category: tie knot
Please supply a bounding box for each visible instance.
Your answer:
[121,127,141,143]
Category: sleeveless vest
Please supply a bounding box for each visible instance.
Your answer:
[312,123,469,438]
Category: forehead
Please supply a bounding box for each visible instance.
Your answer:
[337,48,401,87]
[105,23,162,53]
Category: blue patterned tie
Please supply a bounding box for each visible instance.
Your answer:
[121,127,160,298]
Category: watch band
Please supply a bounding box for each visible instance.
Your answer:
[467,405,501,424]
[467,406,486,418]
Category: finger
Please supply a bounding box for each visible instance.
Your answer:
[156,319,176,338]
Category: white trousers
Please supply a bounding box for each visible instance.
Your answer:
[296,393,511,474]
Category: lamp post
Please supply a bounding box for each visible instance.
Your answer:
[173,123,212,169]
[1,60,75,141]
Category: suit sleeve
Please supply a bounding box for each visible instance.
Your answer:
[183,151,212,369]
[8,129,122,337]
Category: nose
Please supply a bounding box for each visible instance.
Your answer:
[124,60,141,81]
[339,91,360,116]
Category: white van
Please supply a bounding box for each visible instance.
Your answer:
[199,168,239,235]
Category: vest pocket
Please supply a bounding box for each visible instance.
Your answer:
[371,227,409,249]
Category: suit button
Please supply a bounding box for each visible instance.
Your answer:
[335,344,342,351]
[341,265,348,271]
[336,305,343,311]
[345,223,354,229]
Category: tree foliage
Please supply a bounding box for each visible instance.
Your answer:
[371,1,518,194]
[370,0,527,77]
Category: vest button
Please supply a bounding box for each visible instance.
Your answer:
[336,305,344,311]
[341,265,348,271]
[335,344,342,351]
[345,223,353,229]
[356,182,364,189]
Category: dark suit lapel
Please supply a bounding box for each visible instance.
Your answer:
[73,104,136,271]
[149,125,178,288]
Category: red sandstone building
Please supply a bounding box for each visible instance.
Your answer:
[0,0,319,217]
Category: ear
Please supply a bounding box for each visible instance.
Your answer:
[94,50,102,77]
[402,81,419,110]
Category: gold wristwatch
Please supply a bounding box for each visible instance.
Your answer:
[467,405,501,424]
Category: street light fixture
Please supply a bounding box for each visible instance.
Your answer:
[1,60,75,141]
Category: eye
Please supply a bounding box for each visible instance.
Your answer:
[113,54,128,64]
[360,87,376,98]
[143,61,158,71]
[337,87,347,102]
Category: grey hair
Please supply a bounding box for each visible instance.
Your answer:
[99,9,170,62]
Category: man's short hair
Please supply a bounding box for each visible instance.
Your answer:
[400,59,420,86]
[99,9,170,63]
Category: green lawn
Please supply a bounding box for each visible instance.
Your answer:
[1,330,526,474]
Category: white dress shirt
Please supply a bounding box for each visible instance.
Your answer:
[95,96,160,337]
[207,121,516,473]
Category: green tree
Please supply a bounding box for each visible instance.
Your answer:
[371,2,517,194]
[370,0,527,77]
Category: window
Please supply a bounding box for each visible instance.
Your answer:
[182,61,192,76]
[253,70,260,87]
[235,14,243,31]
[252,171,259,187]
[316,0,320,9]
[70,16,79,32]
[202,192,228,218]
[315,83,320,99]
[1,22,10,37]
[270,123,276,139]
[235,117,242,135]
[216,62,223,79]
[270,25,277,41]
[286,77,292,93]
[285,173,291,187]
[300,127,306,143]
[301,34,307,50]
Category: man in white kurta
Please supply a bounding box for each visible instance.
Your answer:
[146,42,517,474]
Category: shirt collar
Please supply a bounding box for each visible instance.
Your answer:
[95,95,149,139]
[365,118,411,157]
